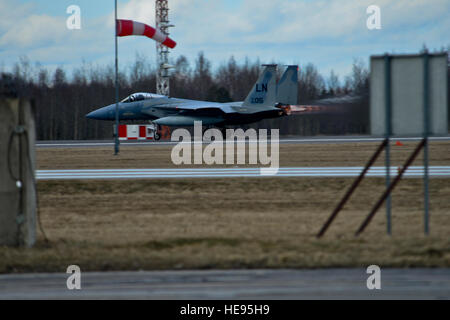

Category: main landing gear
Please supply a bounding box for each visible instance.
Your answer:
[149,121,161,141]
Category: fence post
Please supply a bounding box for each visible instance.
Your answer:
[0,94,37,247]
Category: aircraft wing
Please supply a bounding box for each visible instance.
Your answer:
[151,99,239,113]
[148,99,279,126]
[167,101,277,115]
[153,115,224,126]
[150,100,229,126]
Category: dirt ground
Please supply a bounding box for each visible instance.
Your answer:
[0,141,449,273]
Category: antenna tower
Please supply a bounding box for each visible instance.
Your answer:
[155,0,173,95]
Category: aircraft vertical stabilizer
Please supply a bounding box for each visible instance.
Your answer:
[243,64,277,108]
[277,65,298,105]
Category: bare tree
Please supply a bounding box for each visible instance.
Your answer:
[3,53,389,140]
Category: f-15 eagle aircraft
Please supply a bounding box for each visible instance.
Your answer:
[86,65,298,140]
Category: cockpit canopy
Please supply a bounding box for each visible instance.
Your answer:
[121,92,166,103]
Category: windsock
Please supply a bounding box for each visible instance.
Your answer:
[116,19,176,49]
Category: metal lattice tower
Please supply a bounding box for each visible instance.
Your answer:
[155,0,173,95]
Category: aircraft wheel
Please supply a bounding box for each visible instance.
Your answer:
[153,123,162,141]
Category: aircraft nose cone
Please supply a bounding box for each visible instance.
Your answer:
[86,106,111,120]
[85,110,98,119]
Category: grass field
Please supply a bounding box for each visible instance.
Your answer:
[0,141,449,273]
[36,141,450,169]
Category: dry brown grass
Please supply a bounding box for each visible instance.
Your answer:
[1,141,449,273]
[1,176,449,273]
[36,141,450,169]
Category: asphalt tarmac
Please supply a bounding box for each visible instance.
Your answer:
[36,166,450,180]
[0,268,449,299]
[35,135,450,148]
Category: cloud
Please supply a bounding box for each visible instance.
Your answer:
[0,0,114,69]
[0,0,448,78]
[168,0,449,45]
[117,0,155,25]
[0,0,34,29]
[0,14,66,48]
[167,0,449,75]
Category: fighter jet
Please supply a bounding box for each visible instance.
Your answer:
[86,65,298,140]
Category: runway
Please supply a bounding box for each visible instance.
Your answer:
[36,166,450,180]
[36,135,450,148]
[0,268,449,299]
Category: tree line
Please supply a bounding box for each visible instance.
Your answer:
[0,52,400,140]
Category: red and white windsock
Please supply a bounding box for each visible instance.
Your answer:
[116,19,176,49]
